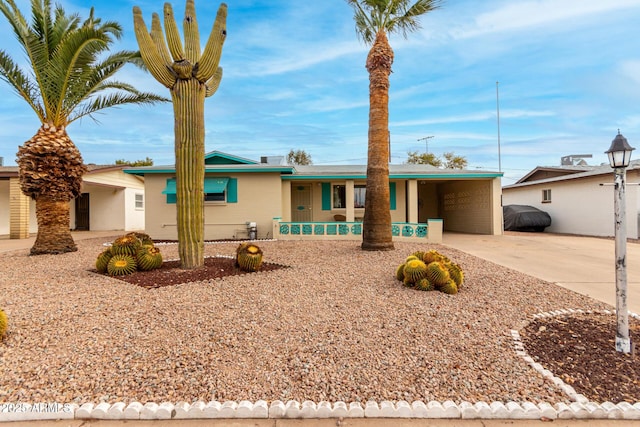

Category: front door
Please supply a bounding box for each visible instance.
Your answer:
[291,184,312,222]
[75,193,90,230]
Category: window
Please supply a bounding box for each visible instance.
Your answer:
[162,177,238,204]
[542,189,552,203]
[332,184,366,209]
[135,193,144,210]
[204,177,229,203]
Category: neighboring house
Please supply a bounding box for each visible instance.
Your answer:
[0,165,145,238]
[124,151,504,242]
[502,162,640,238]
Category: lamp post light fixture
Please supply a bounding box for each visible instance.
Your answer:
[605,130,635,354]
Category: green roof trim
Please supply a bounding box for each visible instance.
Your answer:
[204,150,258,165]
[282,173,502,180]
[124,166,295,176]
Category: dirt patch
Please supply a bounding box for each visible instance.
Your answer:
[520,313,640,403]
[98,256,287,289]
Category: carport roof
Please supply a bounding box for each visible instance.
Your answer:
[284,164,502,180]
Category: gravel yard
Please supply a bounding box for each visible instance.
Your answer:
[0,237,612,405]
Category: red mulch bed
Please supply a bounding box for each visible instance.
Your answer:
[100,256,286,289]
[520,314,640,403]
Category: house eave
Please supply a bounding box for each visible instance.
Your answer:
[282,172,503,181]
[123,165,296,176]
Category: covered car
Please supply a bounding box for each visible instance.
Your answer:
[503,204,551,232]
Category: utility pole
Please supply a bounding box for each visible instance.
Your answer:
[496,81,502,173]
[417,135,434,153]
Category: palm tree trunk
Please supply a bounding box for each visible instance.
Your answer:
[362,31,394,251]
[31,198,76,254]
[172,78,206,269]
[16,124,86,255]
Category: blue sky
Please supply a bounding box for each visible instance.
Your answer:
[0,0,639,184]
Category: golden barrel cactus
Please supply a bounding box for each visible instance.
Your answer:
[0,309,7,339]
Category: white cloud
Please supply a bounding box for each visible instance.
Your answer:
[392,109,554,127]
[619,60,640,86]
[453,0,640,39]
[230,41,362,77]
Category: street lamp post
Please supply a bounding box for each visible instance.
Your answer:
[605,130,635,354]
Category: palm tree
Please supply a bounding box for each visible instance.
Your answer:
[346,0,440,251]
[0,0,166,255]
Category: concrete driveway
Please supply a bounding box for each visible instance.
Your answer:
[443,231,640,314]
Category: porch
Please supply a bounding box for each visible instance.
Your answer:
[272,218,443,243]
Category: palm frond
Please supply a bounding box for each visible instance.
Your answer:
[0,0,162,128]
[60,50,152,117]
[345,0,441,43]
[0,0,30,43]
[67,91,169,124]
[0,50,45,120]
[346,0,376,44]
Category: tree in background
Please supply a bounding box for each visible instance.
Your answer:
[346,0,441,251]
[133,0,227,269]
[406,151,442,167]
[442,152,468,169]
[286,149,313,165]
[0,0,166,254]
[115,157,154,166]
[406,151,467,169]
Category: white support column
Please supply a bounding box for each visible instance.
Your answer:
[281,181,292,222]
[407,179,418,223]
[346,180,355,222]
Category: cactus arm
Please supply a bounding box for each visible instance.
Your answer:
[183,0,200,65]
[204,67,223,97]
[164,3,185,62]
[133,7,176,87]
[150,13,172,66]
[195,3,227,81]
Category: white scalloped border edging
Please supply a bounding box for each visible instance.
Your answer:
[510,308,640,420]
[3,308,640,422]
[3,399,640,422]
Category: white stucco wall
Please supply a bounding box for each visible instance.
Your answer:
[88,186,126,231]
[503,174,639,238]
[144,173,283,240]
[124,188,145,231]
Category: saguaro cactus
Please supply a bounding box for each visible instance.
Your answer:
[133,1,227,269]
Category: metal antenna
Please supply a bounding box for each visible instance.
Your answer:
[417,135,434,153]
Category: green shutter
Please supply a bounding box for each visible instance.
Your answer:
[163,178,177,204]
[389,182,396,210]
[227,178,238,203]
[321,182,331,210]
[204,177,229,193]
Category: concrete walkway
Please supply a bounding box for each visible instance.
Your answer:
[4,419,640,426]
[443,231,640,314]
[0,230,121,254]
